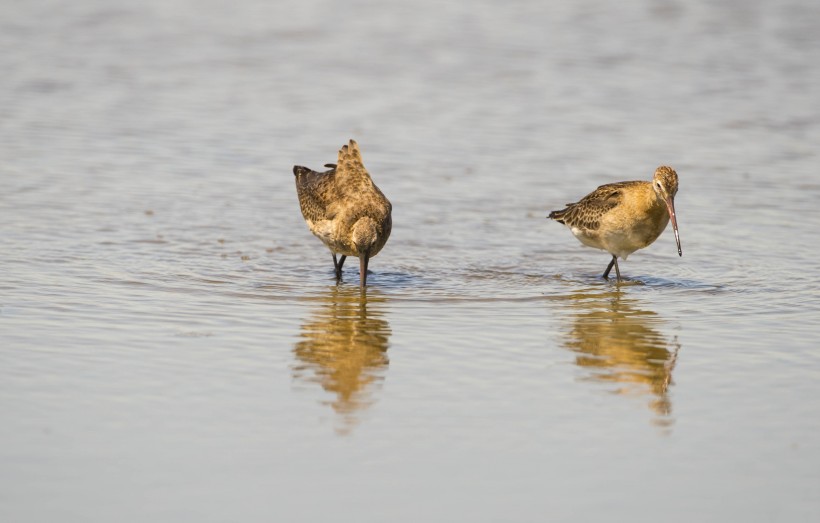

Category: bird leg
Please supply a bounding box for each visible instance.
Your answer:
[359,255,370,287]
[332,254,347,280]
[602,255,622,282]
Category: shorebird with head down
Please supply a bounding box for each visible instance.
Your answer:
[548,166,682,282]
[293,140,392,287]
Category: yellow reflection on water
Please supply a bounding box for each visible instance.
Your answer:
[292,287,391,434]
[560,290,680,427]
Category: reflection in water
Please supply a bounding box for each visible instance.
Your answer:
[560,290,680,427]
[292,287,391,434]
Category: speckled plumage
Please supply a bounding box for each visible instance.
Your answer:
[548,166,682,281]
[293,139,392,286]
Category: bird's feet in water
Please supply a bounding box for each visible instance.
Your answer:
[332,254,347,280]
[602,255,622,282]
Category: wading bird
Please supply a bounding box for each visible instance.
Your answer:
[548,166,682,282]
[294,140,392,287]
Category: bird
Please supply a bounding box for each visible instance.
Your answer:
[293,139,392,287]
[548,166,682,282]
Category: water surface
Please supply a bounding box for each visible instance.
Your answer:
[2,0,820,521]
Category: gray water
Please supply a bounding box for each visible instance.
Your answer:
[2,0,820,521]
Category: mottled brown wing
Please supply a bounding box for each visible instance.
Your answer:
[550,181,640,231]
[293,165,339,223]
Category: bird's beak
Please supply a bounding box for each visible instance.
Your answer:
[359,255,369,287]
[665,196,682,256]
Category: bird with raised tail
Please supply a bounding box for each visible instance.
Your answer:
[548,166,682,282]
[293,139,392,287]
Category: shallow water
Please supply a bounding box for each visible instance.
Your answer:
[2,0,820,521]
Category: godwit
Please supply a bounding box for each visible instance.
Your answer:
[293,139,392,287]
[548,166,682,282]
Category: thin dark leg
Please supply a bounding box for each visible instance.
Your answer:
[332,254,347,280]
[359,255,369,287]
[603,255,621,281]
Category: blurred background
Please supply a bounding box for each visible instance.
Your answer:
[1,1,819,521]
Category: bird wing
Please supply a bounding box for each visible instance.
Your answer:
[551,181,641,230]
[293,165,339,223]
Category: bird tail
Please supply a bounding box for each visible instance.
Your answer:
[337,139,366,172]
[548,208,568,223]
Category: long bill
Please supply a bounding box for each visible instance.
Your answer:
[359,254,369,287]
[665,196,682,257]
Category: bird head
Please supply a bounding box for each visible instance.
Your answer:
[652,166,682,257]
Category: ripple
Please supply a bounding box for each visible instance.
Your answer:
[3,2,820,521]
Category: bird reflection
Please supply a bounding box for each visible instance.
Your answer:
[292,286,390,434]
[560,290,680,427]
